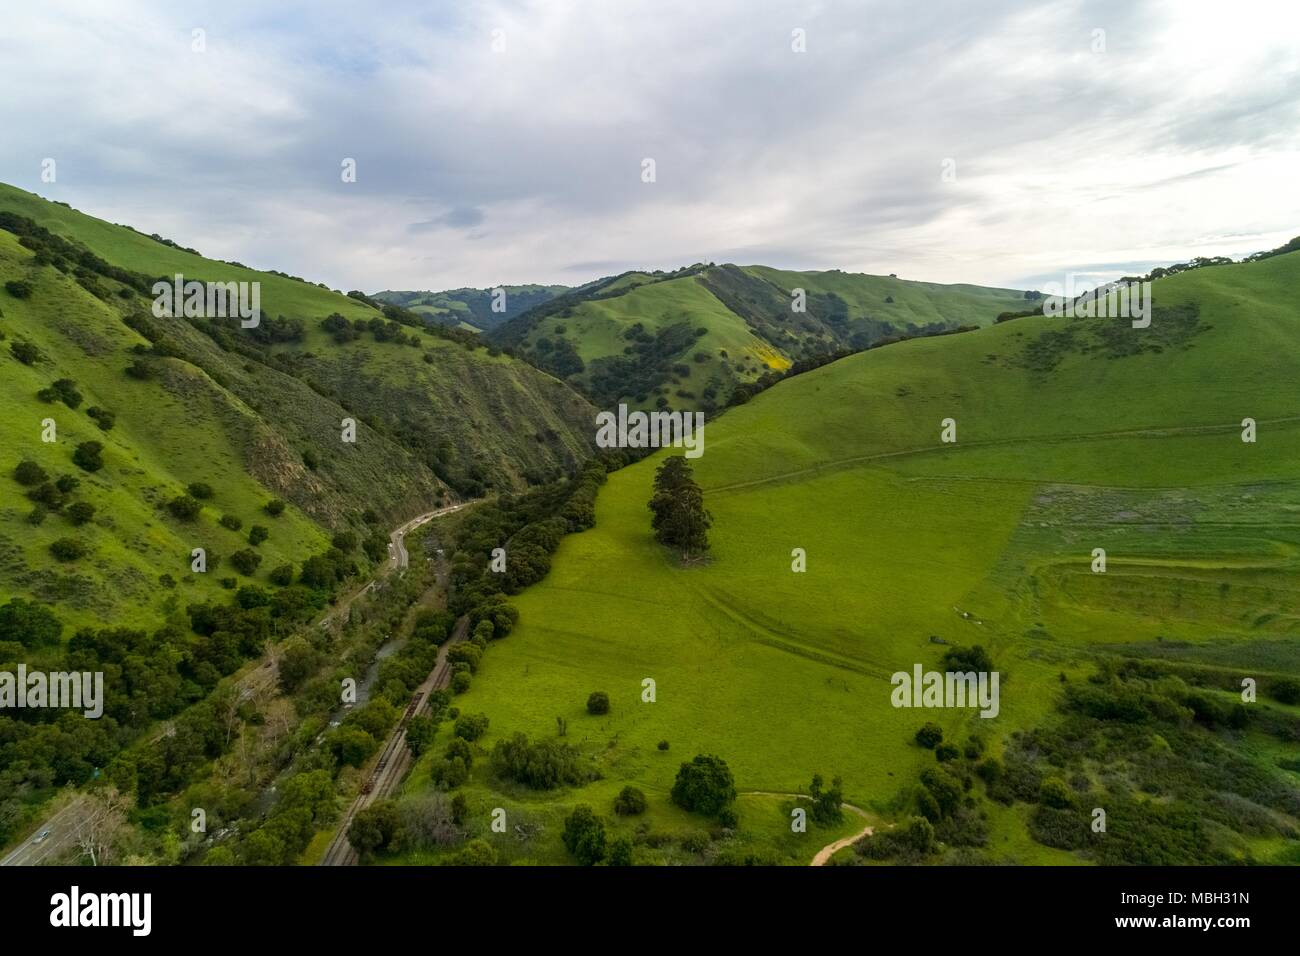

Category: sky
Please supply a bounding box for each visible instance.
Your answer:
[1,0,1298,294]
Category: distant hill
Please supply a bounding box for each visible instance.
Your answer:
[372,285,569,332]
[487,263,1032,411]
[0,184,596,630]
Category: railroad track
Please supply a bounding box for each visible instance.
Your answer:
[319,616,468,866]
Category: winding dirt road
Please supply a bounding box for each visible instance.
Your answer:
[739,790,875,866]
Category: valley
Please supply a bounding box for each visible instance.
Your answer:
[1,184,1298,869]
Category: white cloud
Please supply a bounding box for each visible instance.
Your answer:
[0,0,1297,291]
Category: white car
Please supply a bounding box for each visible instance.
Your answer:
[33,829,51,844]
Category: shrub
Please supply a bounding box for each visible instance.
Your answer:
[1271,677,1300,706]
[657,740,670,751]
[671,754,736,817]
[607,837,633,866]
[935,742,961,762]
[124,359,153,380]
[269,564,294,587]
[1039,777,1075,810]
[450,670,471,694]
[491,733,587,790]
[562,805,607,865]
[915,722,943,749]
[14,460,48,486]
[4,279,33,299]
[445,736,474,768]
[9,340,44,364]
[447,644,482,674]
[586,690,610,715]
[187,482,214,499]
[404,715,436,757]
[37,379,82,409]
[26,505,46,525]
[248,525,269,546]
[229,549,263,576]
[49,537,88,562]
[86,407,115,431]
[613,786,647,816]
[264,499,286,517]
[0,598,63,648]
[72,441,104,473]
[331,530,357,552]
[219,514,243,531]
[168,495,201,520]
[347,800,399,857]
[449,838,497,866]
[65,501,96,525]
[454,712,490,741]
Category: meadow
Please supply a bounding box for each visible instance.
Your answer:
[398,249,1300,864]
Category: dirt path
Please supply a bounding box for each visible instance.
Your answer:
[739,790,875,866]
[705,415,1300,497]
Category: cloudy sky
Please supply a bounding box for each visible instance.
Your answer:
[2,0,1298,293]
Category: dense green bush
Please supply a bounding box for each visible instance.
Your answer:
[915,722,943,748]
[490,732,587,789]
[72,441,104,472]
[613,785,647,816]
[454,712,490,741]
[14,460,48,486]
[671,754,736,817]
[562,805,606,865]
[49,537,88,562]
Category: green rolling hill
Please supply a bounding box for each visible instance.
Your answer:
[372,285,569,333]
[398,243,1300,865]
[0,184,596,631]
[488,263,1031,412]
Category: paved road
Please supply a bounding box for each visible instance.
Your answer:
[0,796,95,866]
[390,502,468,570]
[319,616,469,866]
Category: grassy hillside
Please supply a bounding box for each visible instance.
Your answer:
[373,285,568,332]
[0,184,596,630]
[401,247,1300,865]
[489,263,1029,412]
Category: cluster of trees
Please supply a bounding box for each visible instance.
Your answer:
[648,456,711,559]
[583,321,706,406]
[449,458,610,615]
[0,212,156,298]
[320,312,421,348]
[12,459,99,533]
[489,732,589,790]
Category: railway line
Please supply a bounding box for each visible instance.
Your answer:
[319,615,468,866]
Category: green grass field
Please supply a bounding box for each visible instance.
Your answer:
[399,249,1300,864]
